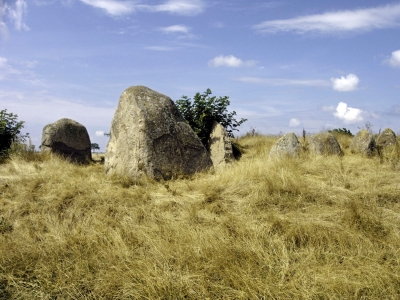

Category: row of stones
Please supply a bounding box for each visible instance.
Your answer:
[40,86,235,180]
[270,128,398,158]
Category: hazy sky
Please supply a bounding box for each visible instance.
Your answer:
[1,0,400,150]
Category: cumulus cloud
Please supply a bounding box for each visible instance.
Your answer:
[289,118,301,127]
[387,50,400,68]
[95,130,105,136]
[208,55,257,67]
[253,3,400,35]
[331,74,359,92]
[236,76,330,87]
[333,102,363,124]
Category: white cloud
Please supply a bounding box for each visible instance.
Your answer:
[289,118,301,127]
[160,24,189,34]
[331,74,359,92]
[143,0,204,16]
[388,50,400,68]
[1,0,29,38]
[253,3,400,35]
[333,102,363,124]
[95,130,105,136]
[144,45,177,51]
[0,56,22,80]
[6,0,29,31]
[79,0,136,16]
[0,56,7,68]
[322,105,335,112]
[81,0,205,16]
[236,76,330,87]
[208,55,257,67]
[0,1,8,38]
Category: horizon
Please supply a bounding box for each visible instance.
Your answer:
[1,0,400,151]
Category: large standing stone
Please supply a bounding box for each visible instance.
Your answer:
[269,132,302,159]
[376,128,397,149]
[308,132,343,156]
[376,128,398,158]
[105,86,212,180]
[349,129,376,156]
[41,118,92,164]
[207,121,234,169]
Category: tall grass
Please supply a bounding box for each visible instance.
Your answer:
[1,134,400,299]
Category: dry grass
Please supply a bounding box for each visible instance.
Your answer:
[1,135,400,299]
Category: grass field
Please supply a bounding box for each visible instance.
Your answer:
[1,133,400,299]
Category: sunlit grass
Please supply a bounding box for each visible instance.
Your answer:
[1,134,400,299]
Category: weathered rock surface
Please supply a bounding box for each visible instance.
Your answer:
[41,118,92,164]
[105,86,212,180]
[269,132,302,158]
[349,129,376,156]
[207,121,234,169]
[376,128,398,158]
[308,132,343,156]
[376,128,397,149]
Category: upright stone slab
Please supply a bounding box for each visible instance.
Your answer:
[376,128,397,149]
[376,128,398,158]
[308,132,343,156]
[269,132,302,159]
[207,121,234,169]
[41,118,92,164]
[350,129,376,156]
[105,86,212,180]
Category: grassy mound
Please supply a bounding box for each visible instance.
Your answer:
[1,135,400,299]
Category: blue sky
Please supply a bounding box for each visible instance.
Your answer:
[1,0,400,151]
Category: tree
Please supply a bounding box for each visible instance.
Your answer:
[91,143,100,152]
[175,89,247,146]
[0,109,26,156]
[328,128,353,137]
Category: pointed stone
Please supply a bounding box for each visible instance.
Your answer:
[105,86,212,180]
[207,121,234,169]
[308,132,343,156]
[350,129,376,156]
[269,132,302,159]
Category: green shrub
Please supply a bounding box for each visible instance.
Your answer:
[328,128,353,137]
[0,109,27,161]
[175,89,247,146]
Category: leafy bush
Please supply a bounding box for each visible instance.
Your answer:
[175,89,247,146]
[0,109,26,159]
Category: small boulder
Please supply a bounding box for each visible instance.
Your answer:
[41,118,92,164]
[207,121,234,169]
[308,132,343,156]
[349,129,376,156]
[269,132,302,158]
[105,86,212,180]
